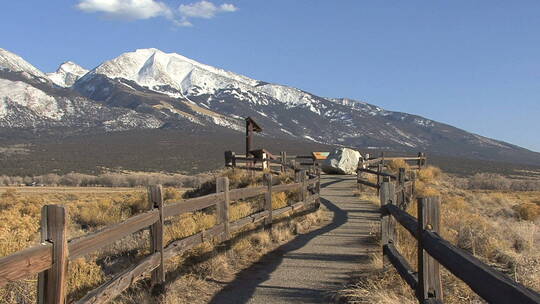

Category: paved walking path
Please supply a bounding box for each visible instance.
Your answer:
[210,175,380,304]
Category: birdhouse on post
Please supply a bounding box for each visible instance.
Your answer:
[245,117,262,157]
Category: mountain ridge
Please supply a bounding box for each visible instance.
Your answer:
[0,46,539,168]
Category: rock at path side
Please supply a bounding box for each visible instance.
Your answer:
[322,148,362,175]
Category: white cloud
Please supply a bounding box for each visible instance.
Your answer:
[179,1,237,19]
[77,0,172,20]
[76,0,237,26]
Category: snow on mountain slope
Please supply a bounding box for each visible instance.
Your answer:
[47,61,88,87]
[0,70,163,131]
[0,78,64,120]
[1,47,536,165]
[0,48,47,79]
[80,48,258,96]
[80,48,326,110]
[74,48,525,155]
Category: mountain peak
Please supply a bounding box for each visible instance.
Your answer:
[82,47,258,96]
[47,61,88,87]
[56,61,86,73]
[0,47,47,79]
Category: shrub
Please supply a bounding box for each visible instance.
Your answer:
[468,173,511,190]
[74,199,125,227]
[67,258,105,299]
[386,159,409,173]
[183,179,216,199]
[164,187,182,201]
[513,203,540,221]
[417,166,442,182]
[272,192,288,209]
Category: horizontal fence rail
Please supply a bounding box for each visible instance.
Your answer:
[224,150,322,174]
[0,166,322,304]
[365,162,540,304]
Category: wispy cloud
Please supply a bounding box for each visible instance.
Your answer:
[179,1,237,19]
[76,0,237,26]
[76,0,172,20]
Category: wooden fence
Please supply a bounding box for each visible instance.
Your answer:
[357,152,425,192]
[360,152,427,169]
[224,151,319,173]
[358,166,540,303]
[0,170,321,304]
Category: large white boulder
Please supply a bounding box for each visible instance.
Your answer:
[322,148,362,175]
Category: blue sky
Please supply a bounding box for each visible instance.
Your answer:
[2,1,540,152]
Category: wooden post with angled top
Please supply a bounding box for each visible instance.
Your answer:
[37,205,68,304]
[417,197,443,302]
[216,177,230,241]
[380,177,396,268]
[149,185,165,295]
[264,173,273,229]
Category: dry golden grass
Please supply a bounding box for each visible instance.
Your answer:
[272,192,288,209]
[338,256,417,304]
[0,168,314,304]
[0,186,156,304]
[341,166,540,303]
[417,166,442,182]
[513,202,540,221]
[386,159,410,173]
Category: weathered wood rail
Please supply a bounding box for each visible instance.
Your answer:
[0,169,321,304]
[224,150,320,173]
[357,152,425,193]
[361,152,427,169]
[359,165,540,304]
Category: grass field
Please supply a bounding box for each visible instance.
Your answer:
[0,186,147,194]
[0,169,322,304]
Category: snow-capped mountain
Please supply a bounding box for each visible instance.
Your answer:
[0,48,47,79]
[78,48,325,107]
[0,48,162,131]
[1,46,539,166]
[47,61,88,87]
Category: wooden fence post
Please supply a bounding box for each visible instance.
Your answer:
[380,178,396,268]
[316,166,321,204]
[216,177,230,241]
[264,173,273,229]
[294,170,302,203]
[301,170,307,202]
[410,172,417,204]
[356,166,361,190]
[417,197,443,302]
[148,185,165,294]
[280,151,287,172]
[377,163,383,195]
[418,152,427,169]
[37,205,68,304]
[398,168,406,209]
